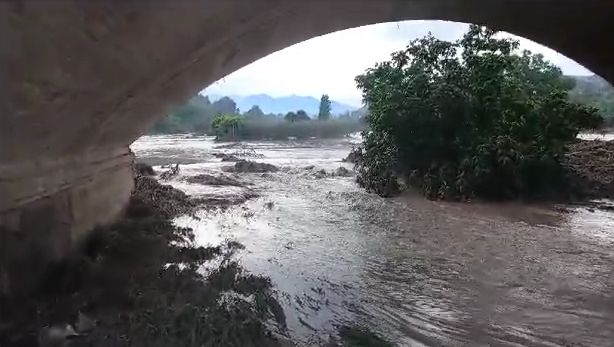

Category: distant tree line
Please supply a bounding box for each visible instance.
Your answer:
[151,95,242,134]
[151,94,364,140]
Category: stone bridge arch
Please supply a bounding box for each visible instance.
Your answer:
[1,1,613,267]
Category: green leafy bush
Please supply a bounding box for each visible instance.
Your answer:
[212,114,244,140]
[355,25,602,199]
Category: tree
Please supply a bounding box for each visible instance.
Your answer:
[150,115,183,134]
[212,96,239,115]
[354,25,601,199]
[244,105,265,119]
[211,114,244,140]
[150,95,238,134]
[192,94,212,107]
[318,94,332,120]
[295,110,311,121]
[285,110,310,122]
[284,111,297,122]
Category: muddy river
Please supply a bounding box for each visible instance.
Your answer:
[131,135,614,347]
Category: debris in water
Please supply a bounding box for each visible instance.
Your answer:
[564,139,614,199]
[213,153,242,162]
[194,190,259,207]
[223,160,279,173]
[159,163,180,180]
[132,175,199,218]
[185,173,245,186]
[314,169,328,179]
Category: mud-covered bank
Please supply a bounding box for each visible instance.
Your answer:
[0,174,287,347]
[565,139,614,200]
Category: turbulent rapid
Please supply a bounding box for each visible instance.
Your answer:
[132,135,614,347]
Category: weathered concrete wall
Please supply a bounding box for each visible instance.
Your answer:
[1,0,613,281]
[0,151,133,294]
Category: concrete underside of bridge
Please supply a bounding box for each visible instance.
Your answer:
[0,0,613,293]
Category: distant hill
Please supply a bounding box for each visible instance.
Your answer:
[208,94,358,116]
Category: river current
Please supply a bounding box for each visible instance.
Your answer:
[132,135,614,347]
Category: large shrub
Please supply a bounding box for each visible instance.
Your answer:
[212,114,244,140]
[355,25,601,199]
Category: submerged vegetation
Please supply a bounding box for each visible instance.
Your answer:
[354,25,602,200]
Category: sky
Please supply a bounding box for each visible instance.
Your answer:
[203,20,592,107]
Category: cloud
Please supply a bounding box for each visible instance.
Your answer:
[204,20,592,107]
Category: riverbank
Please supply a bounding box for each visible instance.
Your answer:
[565,139,614,200]
[347,138,614,204]
[0,174,288,347]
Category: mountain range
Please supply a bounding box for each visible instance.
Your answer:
[207,94,358,116]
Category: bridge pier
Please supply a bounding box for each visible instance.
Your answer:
[0,148,134,295]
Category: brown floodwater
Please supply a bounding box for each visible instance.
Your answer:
[132,135,614,346]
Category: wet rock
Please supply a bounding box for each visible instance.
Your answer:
[221,155,241,162]
[213,153,242,162]
[134,162,155,176]
[303,165,315,170]
[313,169,327,179]
[194,190,259,207]
[224,160,279,173]
[185,173,244,187]
[334,166,352,177]
[264,201,275,210]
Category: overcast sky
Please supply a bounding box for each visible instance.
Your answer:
[203,20,592,107]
